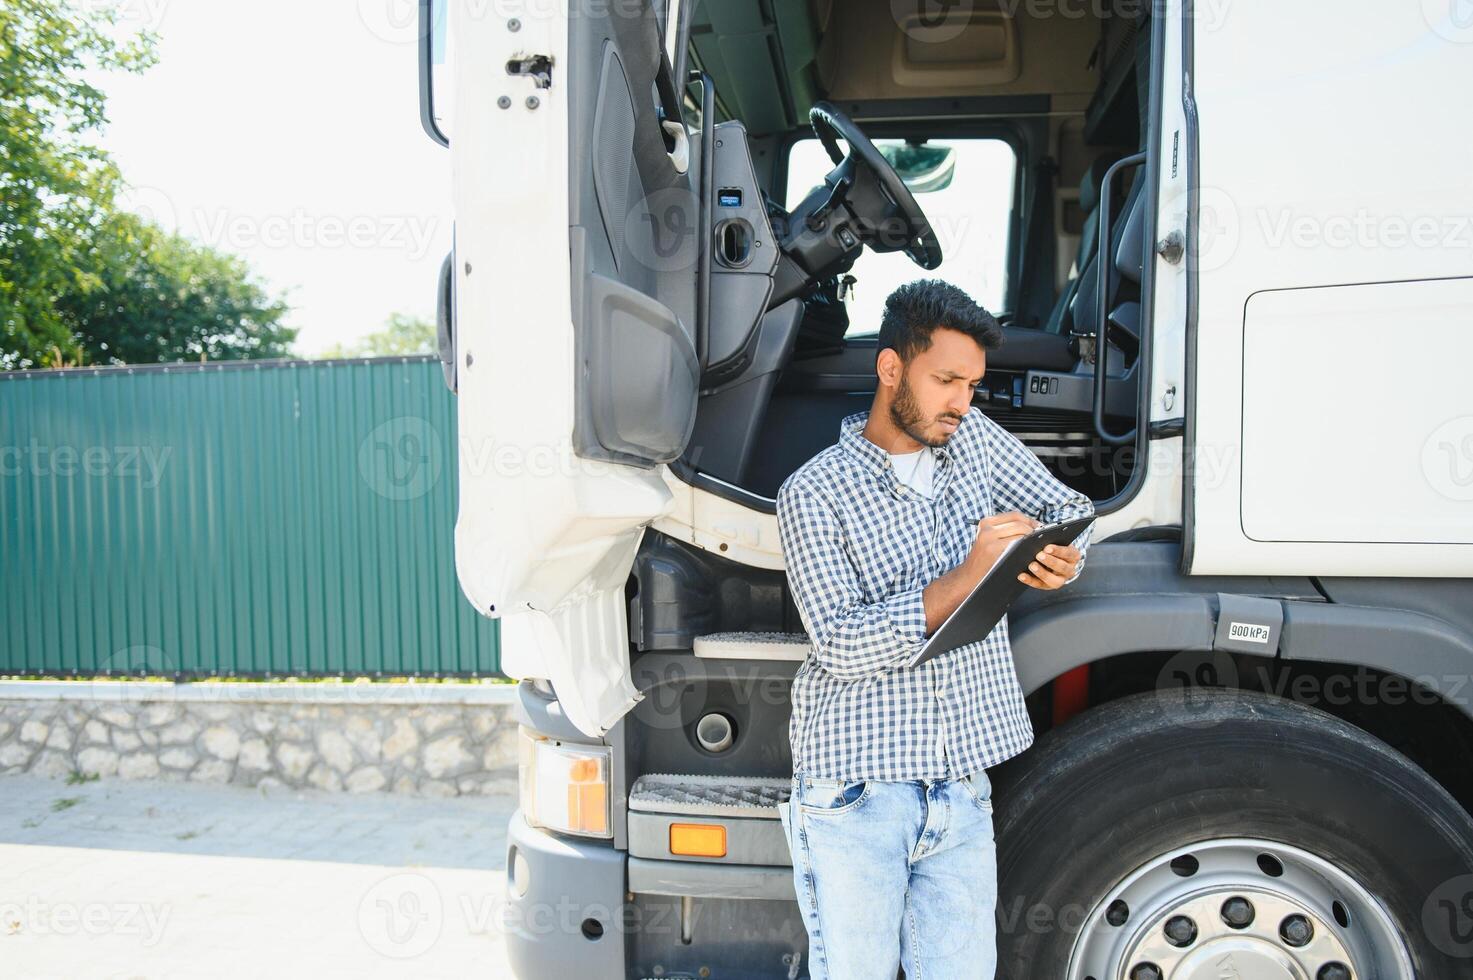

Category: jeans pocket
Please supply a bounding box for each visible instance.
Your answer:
[961,770,994,811]
[797,775,871,815]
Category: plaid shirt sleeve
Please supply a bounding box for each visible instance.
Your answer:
[983,417,1097,584]
[776,481,929,681]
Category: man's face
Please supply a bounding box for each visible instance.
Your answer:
[885,328,987,448]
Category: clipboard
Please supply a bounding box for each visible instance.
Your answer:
[907,515,1095,668]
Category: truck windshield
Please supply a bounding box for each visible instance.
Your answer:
[785,137,1016,336]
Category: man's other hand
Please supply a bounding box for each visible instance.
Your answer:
[1018,543,1082,590]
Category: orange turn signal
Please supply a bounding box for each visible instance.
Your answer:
[669,822,727,858]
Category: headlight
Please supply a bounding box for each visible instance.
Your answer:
[518,728,611,838]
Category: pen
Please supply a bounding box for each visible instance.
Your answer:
[966,506,1050,527]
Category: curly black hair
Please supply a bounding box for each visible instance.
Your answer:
[876,279,1003,364]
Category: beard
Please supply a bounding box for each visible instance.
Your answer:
[888,372,962,448]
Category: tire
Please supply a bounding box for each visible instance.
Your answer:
[991,689,1473,979]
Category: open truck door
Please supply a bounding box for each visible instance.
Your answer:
[427,0,699,736]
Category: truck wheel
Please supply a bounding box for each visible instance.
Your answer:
[992,689,1473,980]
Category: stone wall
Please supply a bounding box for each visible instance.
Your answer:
[0,682,522,797]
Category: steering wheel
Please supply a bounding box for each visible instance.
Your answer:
[808,101,943,271]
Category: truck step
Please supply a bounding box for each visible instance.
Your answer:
[629,772,791,820]
[692,631,810,662]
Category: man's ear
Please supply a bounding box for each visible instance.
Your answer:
[876,348,904,388]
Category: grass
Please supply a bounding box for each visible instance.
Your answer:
[65,770,99,785]
[49,797,83,812]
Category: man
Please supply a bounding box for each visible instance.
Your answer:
[774,279,1095,979]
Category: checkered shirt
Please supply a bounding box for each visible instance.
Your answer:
[776,406,1095,781]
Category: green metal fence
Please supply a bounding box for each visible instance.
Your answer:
[0,356,501,678]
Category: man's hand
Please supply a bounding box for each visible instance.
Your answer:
[923,512,1039,634]
[965,511,1041,575]
[1018,543,1082,590]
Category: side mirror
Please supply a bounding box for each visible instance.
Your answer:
[878,143,956,193]
[418,0,451,146]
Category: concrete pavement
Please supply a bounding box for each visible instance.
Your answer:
[0,774,519,978]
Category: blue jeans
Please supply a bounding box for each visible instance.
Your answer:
[776,770,998,980]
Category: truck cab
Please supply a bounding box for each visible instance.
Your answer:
[422,1,1473,976]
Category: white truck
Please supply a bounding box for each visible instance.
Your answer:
[421,1,1473,976]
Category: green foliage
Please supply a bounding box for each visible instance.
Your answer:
[0,0,155,364]
[1,0,294,368]
[319,312,435,359]
[58,212,296,363]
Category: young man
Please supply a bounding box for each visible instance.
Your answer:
[774,279,1095,979]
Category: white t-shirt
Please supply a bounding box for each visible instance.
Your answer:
[888,446,937,498]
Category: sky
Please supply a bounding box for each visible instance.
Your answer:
[96,0,453,356]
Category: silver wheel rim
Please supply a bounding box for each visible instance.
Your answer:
[1066,838,1414,980]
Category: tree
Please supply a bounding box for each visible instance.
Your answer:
[319,313,435,359]
[57,212,297,363]
[1,0,295,368]
[0,0,154,365]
